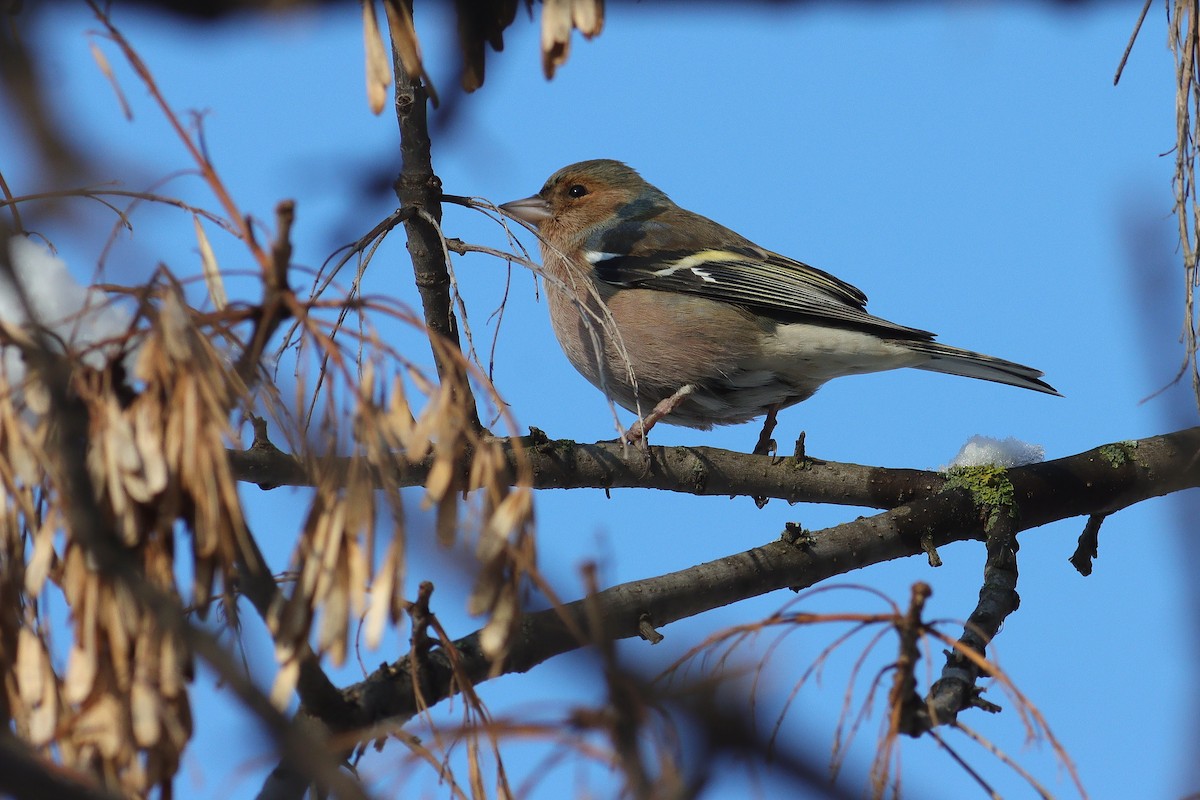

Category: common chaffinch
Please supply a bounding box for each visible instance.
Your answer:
[500,159,1056,450]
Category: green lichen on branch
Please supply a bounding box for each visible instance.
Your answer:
[1099,440,1139,468]
[942,464,1017,532]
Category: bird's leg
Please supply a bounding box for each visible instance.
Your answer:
[624,384,696,444]
[753,405,780,456]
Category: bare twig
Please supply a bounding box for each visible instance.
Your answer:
[390,35,481,430]
[1114,0,1153,85]
[912,512,1020,736]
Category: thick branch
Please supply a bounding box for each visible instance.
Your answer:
[230,428,1200,514]
[311,426,1200,737]
[229,435,940,509]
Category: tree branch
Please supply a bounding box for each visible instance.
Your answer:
[910,513,1020,734]
[290,426,1200,740]
[390,29,481,431]
[229,427,1200,513]
[229,432,945,509]
[0,732,122,800]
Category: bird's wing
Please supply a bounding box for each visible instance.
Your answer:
[588,245,935,339]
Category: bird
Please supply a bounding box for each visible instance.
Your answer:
[499,159,1057,452]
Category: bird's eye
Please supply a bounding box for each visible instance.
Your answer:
[567,184,589,198]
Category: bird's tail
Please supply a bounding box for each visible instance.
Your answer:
[902,340,1060,396]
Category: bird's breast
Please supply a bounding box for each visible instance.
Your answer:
[542,278,822,427]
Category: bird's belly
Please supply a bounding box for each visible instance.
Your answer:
[544,288,923,430]
[756,322,927,382]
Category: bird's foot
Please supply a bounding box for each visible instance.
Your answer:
[622,384,696,446]
[752,406,780,456]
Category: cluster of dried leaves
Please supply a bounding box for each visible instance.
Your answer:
[0,282,242,794]
[0,5,542,797]
[264,330,537,705]
[0,248,537,798]
[362,0,604,110]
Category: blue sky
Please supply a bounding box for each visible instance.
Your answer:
[5,2,1199,798]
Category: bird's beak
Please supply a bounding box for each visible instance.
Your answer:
[499,195,553,227]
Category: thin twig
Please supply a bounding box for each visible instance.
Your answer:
[1114,0,1153,85]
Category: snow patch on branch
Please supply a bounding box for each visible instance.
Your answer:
[2,236,134,384]
[945,435,1045,470]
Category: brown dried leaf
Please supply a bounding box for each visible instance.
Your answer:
[63,600,98,705]
[159,631,185,699]
[16,627,46,708]
[156,290,195,363]
[269,589,310,665]
[572,0,604,36]
[318,564,349,666]
[312,501,345,604]
[478,588,517,660]
[454,0,520,92]
[22,373,51,416]
[540,0,571,77]
[135,405,168,491]
[269,656,301,710]
[364,540,400,649]
[362,0,392,115]
[435,488,457,548]
[345,528,369,619]
[29,668,58,747]
[24,515,57,597]
[387,374,428,459]
[103,587,135,688]
[131,676,162,747]
[540,0,605,79]
[382,0,439,105]
[382,0,421,77]
[360,359,377,401]
[425,456,454,506]
[61,547,89,614]
[193,215,227,311]
[2,404,43,484]
[486,489,532,543]
[89,41,132,120]
[162,694,193,754]
[73,693,126,759]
